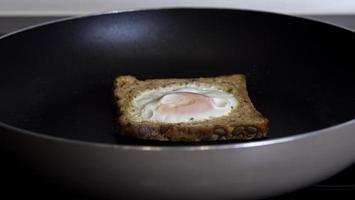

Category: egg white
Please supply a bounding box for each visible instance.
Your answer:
[131,84,238,123]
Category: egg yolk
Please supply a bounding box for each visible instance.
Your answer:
[157,92,214,115]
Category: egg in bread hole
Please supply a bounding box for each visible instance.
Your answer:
[114,75,269,142]
[132,84,238,123]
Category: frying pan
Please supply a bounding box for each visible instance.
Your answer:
[1,8,355,200]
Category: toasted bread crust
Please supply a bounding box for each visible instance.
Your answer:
[114,74,268,142]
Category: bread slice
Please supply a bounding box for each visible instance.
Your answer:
[113,74,268,142]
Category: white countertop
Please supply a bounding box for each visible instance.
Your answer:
[1,0,355,16]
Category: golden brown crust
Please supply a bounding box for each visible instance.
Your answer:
[113,74,269,142]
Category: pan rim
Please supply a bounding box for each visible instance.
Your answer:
[1,7,354,42]
[1,7,355,151]
[1,119,355,151]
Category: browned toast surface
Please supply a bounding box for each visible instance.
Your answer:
[113,74,268,142]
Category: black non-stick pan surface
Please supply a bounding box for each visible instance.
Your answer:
[1,8,355,200]
[1,8,354,145]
